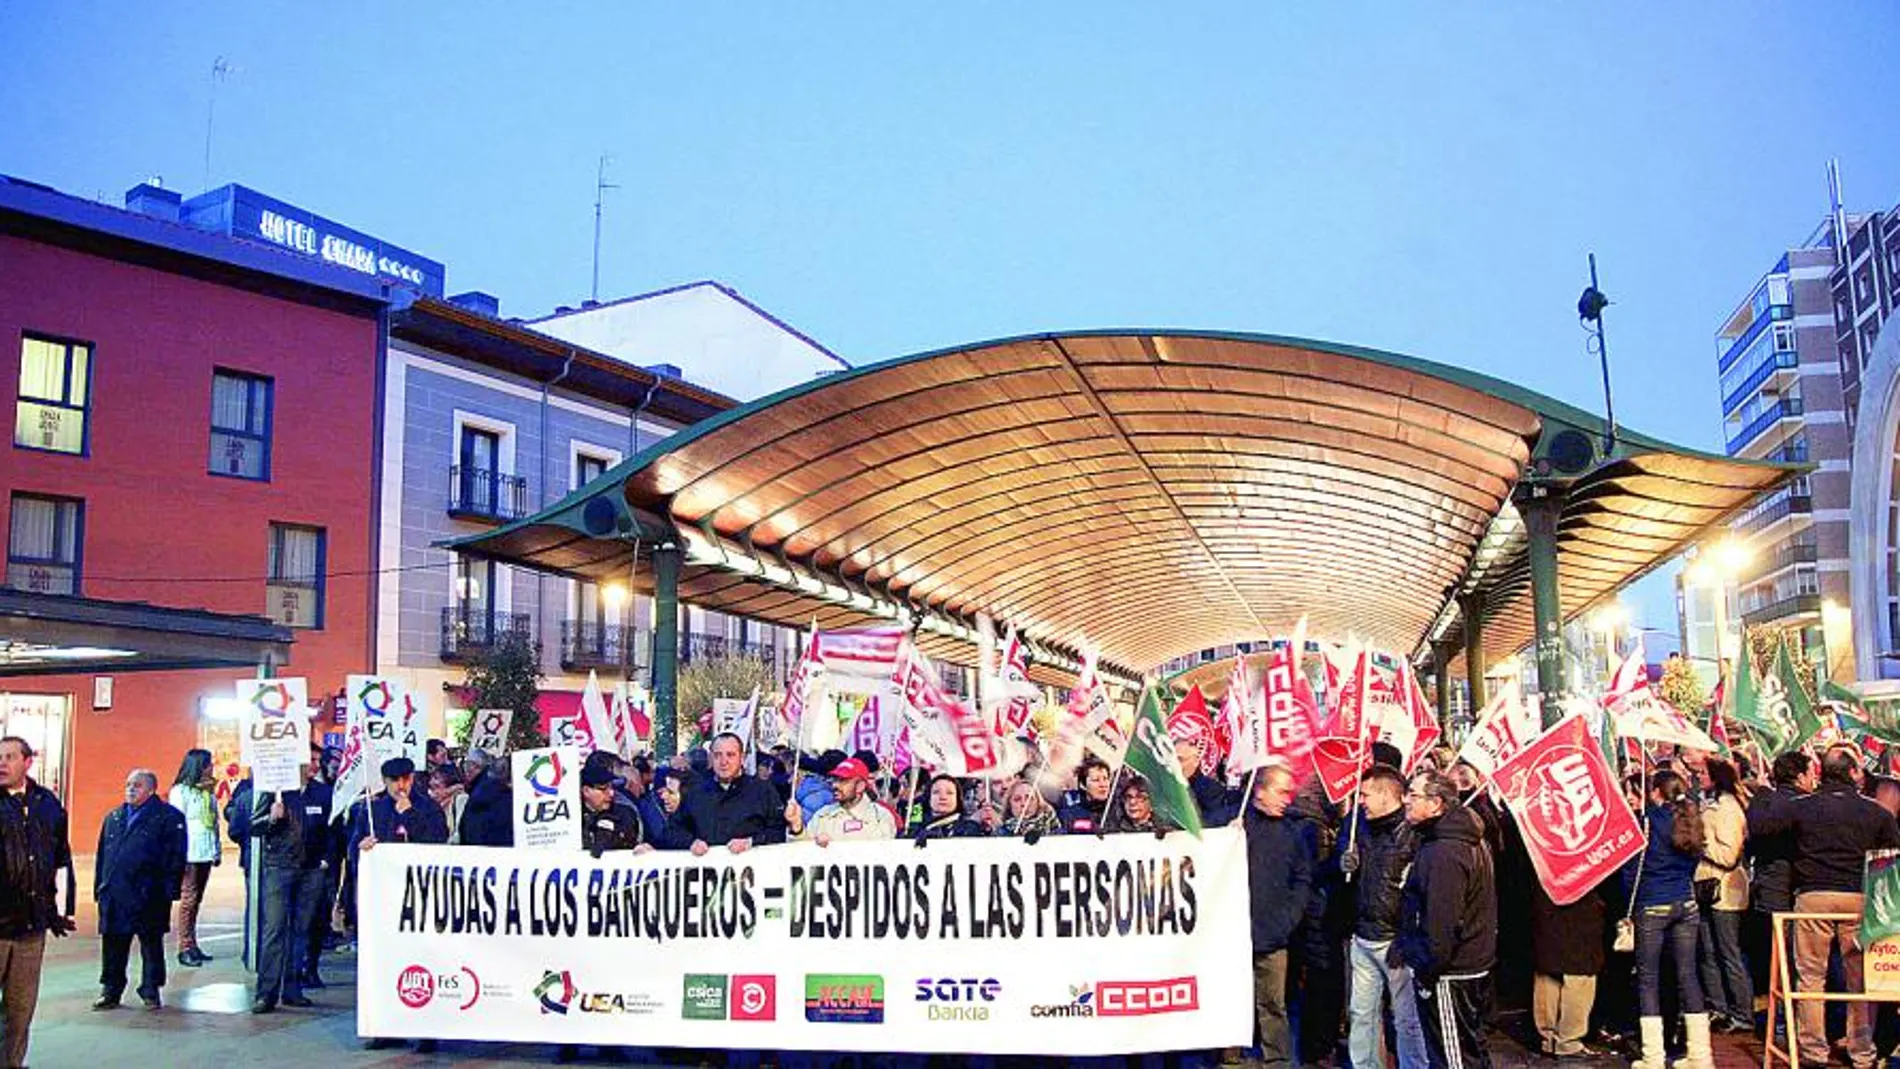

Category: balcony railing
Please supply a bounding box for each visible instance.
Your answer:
[561,620,644,672]
[679,632,777,674]
[1769,440,1809,464]
[1735,493,1813,538]
[1726,398,1805,454]
[1717,302,1793,374]
[1722,350,1800,416]
[440,607,532,661]
[448,466,530,523]
[1740,592,1821,628]
[1737,541,1819,585]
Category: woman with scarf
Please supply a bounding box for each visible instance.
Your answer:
[912,774,986,841]
[994,777,1062,839]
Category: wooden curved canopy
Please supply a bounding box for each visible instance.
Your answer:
[447,330,1799,685]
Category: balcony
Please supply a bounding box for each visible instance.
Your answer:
[679,632,778,674]
[1717,303,1793,374]
[1768,440,1809,464]
[1735,493,1813,538]
[448,466,530,523]
[1722,351,1800,416]
[1726,397,1804,454]
[440,607,532,661]
[1736,541,1819,586]
[561,620,644,672]
[1740,592,1821,628]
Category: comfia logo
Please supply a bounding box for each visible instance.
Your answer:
[1030,984,1095,1018]
[804,974,884,1024]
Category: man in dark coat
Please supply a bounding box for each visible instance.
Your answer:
[659,734,785,853]
[457,749,514,847]
[580,762,647,855]
[1397,771,1497,1069]
[1244,763,1313,1069]
[92,768,186,1011]
[355,758,448,1054]
[0,736,74,1067]
[1530,881,1606,1057]
[1343,765,1427,1069]
[251,755,333,1014]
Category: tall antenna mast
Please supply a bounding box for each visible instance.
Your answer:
[1828,159,1848,267]
[203,57,232,192]
[592,155,619,303]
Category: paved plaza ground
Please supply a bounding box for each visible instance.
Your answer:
[24,859,1767,1068]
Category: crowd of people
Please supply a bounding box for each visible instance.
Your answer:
[3,716,1900,1068]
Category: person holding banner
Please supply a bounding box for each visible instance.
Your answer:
[995,778,1062,840]
[1059,757,1113,834]
[1395,772,1495,1069]
[660,734,785,854]
[250,754,332,1014]
[1625,770,1713,1069]
[580,762,648,855]
[352,758,449,853]
[1104,776,1173,836]
[458,750,514,848]
[785,757,895,845]
[912,774,987,841]
[1244,763,1312,1069]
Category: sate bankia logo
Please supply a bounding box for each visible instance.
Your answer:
[804,974,884,1024]
[684,974,777,1022]
[914,977,1001,1022]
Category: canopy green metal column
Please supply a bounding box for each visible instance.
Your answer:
[1521,488,1567,728]
[1431,642,1453,723]
[651,542,681,757]
[1459,591,1487,711]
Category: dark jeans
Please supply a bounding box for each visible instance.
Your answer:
[1635,900,1704,1018]
[99,927,166,1000]
[257,864,322,1003]
[1696,906,1752,1025]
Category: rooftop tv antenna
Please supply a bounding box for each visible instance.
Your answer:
[592,155,619,303]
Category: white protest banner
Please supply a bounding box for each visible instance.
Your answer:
[511,746,581,851]
[238,677,311,793]
[348,675,426,769]
[549,716,583,750]
[469,709,514,756]
[1456,679,1536,784]
[357,827,1253,1054]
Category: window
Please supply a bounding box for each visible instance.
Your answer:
[455,556,496,624]
[457,426,502,514]
[574,451,610,491]
[209,371,272,480]
[266,523,324,628]
[14,335,91,455]
[6,494,82,595]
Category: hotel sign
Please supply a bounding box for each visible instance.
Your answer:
[213,185,445,296]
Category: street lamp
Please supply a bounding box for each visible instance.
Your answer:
[1589,601,1630,689]
[1686,540,1751,681]
[601,581,630,614]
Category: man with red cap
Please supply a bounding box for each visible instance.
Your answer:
[785,758,895,845]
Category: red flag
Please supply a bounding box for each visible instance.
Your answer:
[1312,646,1375,803]
[1492,712,1645,905]
[993,627,1035,737]
[1401,662,1442,771]
[1261,638,1319,782]
[1211,654,1248,772]
[1168,686,1218,777]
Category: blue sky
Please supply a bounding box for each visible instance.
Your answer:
[6,2,1899,638]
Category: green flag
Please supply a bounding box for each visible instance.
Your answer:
[1865,850,1900,944]
[1127,685,1204,838]
[1725,630,1792,757]
[1772,639,1825,751]
[1823,680,1900,745]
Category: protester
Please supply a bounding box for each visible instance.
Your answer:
[787,757,896,845]
[1765,747,1900,1068]
[166,748,220,967]
[0,737,71,1067]
[458,749,514,848]
[251,753,333,1014]
[1529,880,1605,1059]
[427,766,469,843]
[356,757,447,1053]
[425,737,454,779]
[995,777,1062,840]
[1177,739,1236,825]
[654,767,686,818]
[1244,763,1312,1069]
[1396,771,1496,1069]
[1291,773,1349,1069]
[1104,776,1172,836]
[92,769,186,1011]
[1340,765,1427,1069]
[1693,756,1753,1034]
[661,734,786,853]
[912,774,986,840]
[1628,769,1712,1069]
[581,764,648,855]
[1058,756,1113,833]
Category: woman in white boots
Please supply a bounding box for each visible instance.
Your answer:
[1628,769,1714,1069]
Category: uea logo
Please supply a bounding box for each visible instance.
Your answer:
[522,752,572,826]
[915,977,1000,1021]
[524,752,566,795]
[357,680,396,717]
[248,682,294,715]
[536,970,577,1015]
[397,965,434,1009]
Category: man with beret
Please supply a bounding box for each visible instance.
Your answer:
[356,756,449,1052]
[785,757,896,846]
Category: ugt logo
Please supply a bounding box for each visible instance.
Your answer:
[524,752,566,796]
[535,969,577,1015]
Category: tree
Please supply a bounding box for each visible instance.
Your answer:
[678,655,778,751]
[462,629,545,754]
[1657,653,1707,716]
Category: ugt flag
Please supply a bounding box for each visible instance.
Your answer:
[1127,685,1204,838]
[1491,712,1644,905]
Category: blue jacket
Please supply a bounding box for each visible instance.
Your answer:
[1188,773,1239,826]
[1631,804,1700,908]
[795,776,835,822]
[94,798,186,935]
[459,769,513,847]
[1244,807,1314,953]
